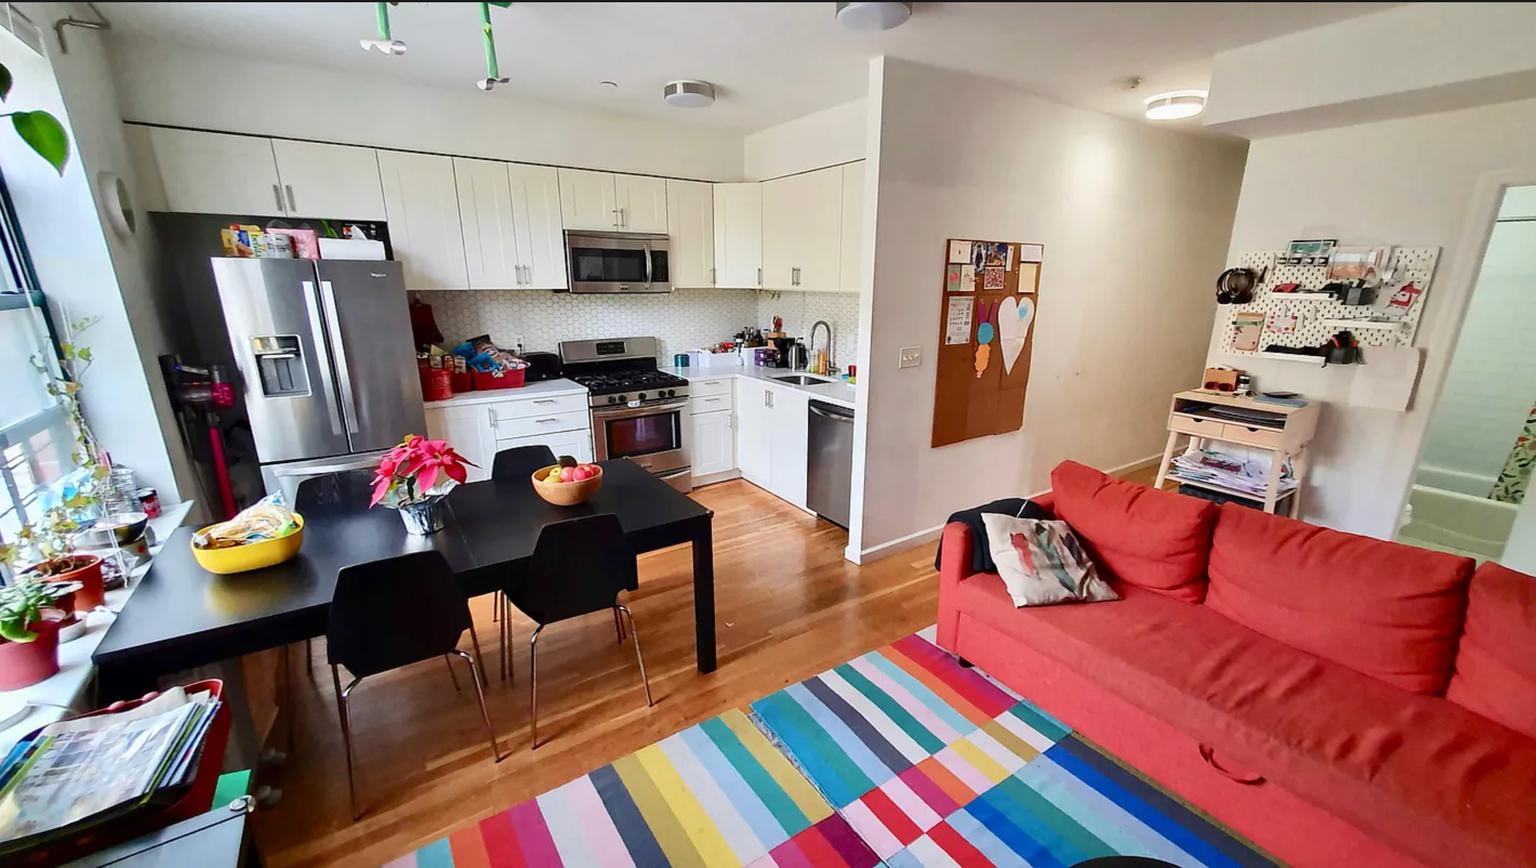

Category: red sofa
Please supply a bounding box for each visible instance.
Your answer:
[936,461,1536,868]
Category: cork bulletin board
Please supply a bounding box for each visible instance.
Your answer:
[931,238,1044,447]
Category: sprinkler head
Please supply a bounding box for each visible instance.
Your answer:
[360,38,407,55]
[477,76,511,91]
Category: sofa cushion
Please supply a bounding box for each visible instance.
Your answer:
[979,513,1119,606]
[1049,460,1215,603]
[1205,504,1472,695]
[948,569,1536,867]
[1446,561,1536,738]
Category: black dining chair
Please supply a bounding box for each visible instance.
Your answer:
[502,514,654,749]
[328,551,502,819]
[489,444,557,678]
[294,470,376,676]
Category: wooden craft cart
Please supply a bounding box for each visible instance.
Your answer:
[1154,390,1321,515]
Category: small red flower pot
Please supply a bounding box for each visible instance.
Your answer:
[0,619,61,690]
[31,555,105,611]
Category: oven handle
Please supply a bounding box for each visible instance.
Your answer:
[643,242,654,287]
[593,399,688,421]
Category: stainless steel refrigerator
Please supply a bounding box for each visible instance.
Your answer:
[207,258,424,502]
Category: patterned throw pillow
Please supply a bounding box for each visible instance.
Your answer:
[980,513,1120,607]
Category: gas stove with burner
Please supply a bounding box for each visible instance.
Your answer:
[560,337,692,492]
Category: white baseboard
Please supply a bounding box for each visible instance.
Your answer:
[690,469,742,488]
[1105,452,1163,477]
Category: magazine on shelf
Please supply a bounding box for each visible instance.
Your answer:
[1168,448,1296,499]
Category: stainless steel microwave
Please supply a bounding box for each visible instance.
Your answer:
[564,231,671,294]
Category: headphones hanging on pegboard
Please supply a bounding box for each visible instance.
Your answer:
[1216,266,1265,304]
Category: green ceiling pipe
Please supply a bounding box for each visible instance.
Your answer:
[476,2,511,91]
[360,1,406,55]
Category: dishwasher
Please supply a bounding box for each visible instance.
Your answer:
[807,400,855,528]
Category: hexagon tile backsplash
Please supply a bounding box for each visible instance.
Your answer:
[416,288,859,370]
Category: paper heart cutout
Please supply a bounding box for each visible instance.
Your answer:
[998,295,1035,375]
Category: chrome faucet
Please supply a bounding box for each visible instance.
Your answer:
[808,320,836,376]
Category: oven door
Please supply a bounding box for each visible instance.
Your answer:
[592,400,690,475]
[565,231,671,294]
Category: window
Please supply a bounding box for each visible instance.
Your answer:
[0,170,75,545]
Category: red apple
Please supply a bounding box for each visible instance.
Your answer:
[560,466,576,483]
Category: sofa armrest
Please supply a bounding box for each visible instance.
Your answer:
[1032,492,1056,517]
[940,522,975,587]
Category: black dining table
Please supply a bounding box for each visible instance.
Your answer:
[92,460,715,699]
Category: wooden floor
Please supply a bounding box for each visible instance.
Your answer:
[255,466,1163,866]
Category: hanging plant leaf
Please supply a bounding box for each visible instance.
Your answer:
[12,110,69,175]
[0,63,12,101]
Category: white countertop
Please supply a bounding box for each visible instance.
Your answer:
[0,502,195,752]
[661,365,858,411]
[423,377,587,409]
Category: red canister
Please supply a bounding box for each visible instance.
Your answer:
[420,366,453,401]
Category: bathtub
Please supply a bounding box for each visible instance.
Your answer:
[1397,483,1519,561]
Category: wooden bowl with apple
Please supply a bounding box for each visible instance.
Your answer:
[531,457,603,506]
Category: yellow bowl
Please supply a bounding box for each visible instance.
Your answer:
[191,514,305,575]
[531,464,603,506]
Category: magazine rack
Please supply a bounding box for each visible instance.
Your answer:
[8,678,231,865]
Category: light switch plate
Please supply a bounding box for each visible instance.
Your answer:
[898,346,922,368]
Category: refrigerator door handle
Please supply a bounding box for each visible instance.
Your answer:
[301,280,347,437]
[318,280,361,436]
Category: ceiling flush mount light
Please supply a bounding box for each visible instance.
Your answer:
[836,2,912,31]
[663,80,716,108]
[1144,90,1207,121]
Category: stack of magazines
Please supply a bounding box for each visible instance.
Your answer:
[1168,448,1295,499]
[0,686,222,852]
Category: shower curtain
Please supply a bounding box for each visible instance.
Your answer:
[1491,402,1536,503]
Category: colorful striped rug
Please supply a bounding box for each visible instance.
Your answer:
[388,628,1270,867]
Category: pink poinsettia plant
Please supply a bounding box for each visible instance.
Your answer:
[369,435,477,509]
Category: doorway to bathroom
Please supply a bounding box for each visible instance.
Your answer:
[1399,185,1536,568]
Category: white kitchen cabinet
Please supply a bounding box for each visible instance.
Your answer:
[378,151,469,290]
[454,157,521,289]
[713,182,762,288]
[690,409,735,478]
[761,165,842,292]
[270,139,386,220]
[768,386,810,507]
[499,430,593,465]
[147,128,286,217]
[425,404,497,483]
[839,161,865,294]
[667,179,715,288]
[735,380,772,486]
[506,163,568,289]
[616,174,668,233]
[558,168,621,231]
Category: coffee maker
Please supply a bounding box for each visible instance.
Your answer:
[770,336,797,369]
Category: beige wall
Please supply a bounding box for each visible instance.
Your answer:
[849,58,1246,559]
[743,98,866,180]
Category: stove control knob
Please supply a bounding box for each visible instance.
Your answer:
[637,392,647,401]
[608,395,619,405]
[664,389,675,398]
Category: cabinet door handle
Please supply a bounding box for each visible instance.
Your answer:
[757,267,762,286]
[533,399,557,404]
[535,418,559,424]
[611,208,621,228]
[710,266,716,285]
[272,184,285,212]
[519,264,528,285]
[285,184,297,213]
[618,207,626,227]
[704,397,721,403]
[488,409,498,426]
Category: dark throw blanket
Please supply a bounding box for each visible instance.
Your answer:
[934,497,1050,574]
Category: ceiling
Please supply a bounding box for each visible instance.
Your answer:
[104,2,1393,134]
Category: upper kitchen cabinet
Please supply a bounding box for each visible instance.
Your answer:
[712,182,762,288]
[147,127,286,217]
[506,164,567,289]
[559,169,668,232]
[761,165,842,292]
[666,179,714,288]
[378,151,469,290]
[839,161,865,293]
[269,139,386,220]
[454,157,521,289]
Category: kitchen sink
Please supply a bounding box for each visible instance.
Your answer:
[772,375,831,385]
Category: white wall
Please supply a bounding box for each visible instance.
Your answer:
[1206,3,1536,138]
[107,36,744,181]
[850,58,1246,558]
[743,98,866,180]
[1417,213,1536,496]
[1203,97,1536,539]
[0,12,191,503]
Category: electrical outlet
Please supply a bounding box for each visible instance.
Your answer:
[898,346,922,368]
[513,335,526,353]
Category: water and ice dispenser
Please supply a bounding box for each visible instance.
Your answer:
[250,335,310,397]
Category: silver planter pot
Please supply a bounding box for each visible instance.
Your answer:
[398,496,448,535]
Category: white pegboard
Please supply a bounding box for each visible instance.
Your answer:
[1219,247,1440,356]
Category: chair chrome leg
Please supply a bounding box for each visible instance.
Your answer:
[331,665,364,820]
[616,605,654,707]
[467,623,490,688]
[499,594,514,683]
[529,624,544,749]
[443,654,462,692]
[613,607,625,644]
[455,650,504,762]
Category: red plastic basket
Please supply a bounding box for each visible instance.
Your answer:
[10,679,232,864]
[471,368,525,390]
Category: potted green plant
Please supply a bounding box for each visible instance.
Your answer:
[0,580,78,689]
[1,502,104,610]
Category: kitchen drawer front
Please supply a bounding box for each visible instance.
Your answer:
[687,376,734,398]
[493,409,589,439]
[497,430,592,464]
[1168,413,1225,439]
[690,392,734,415]
[486,392,588,422]
[1220,422,1286,449]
